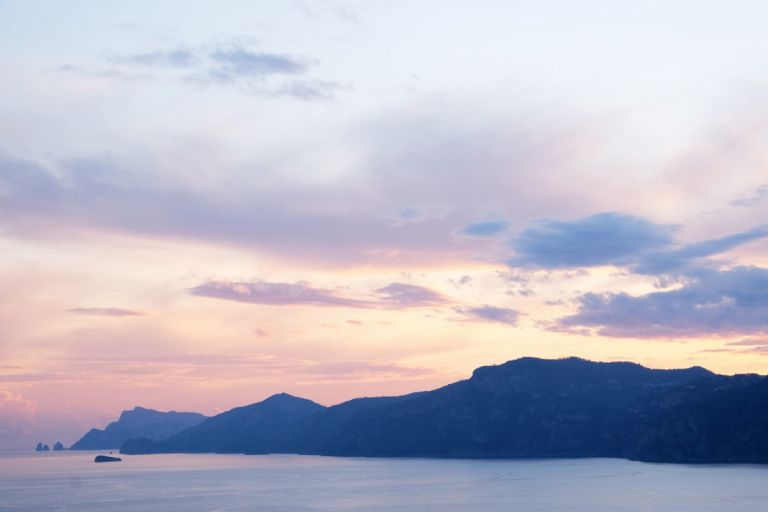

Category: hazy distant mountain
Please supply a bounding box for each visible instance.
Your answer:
[120,357,768,463]
[121,393,324,454]
[71,407,207,450]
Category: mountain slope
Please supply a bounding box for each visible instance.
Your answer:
[71,407,206,450]
[121,393,324,454]
[631,374,768,462]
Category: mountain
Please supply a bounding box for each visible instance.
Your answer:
[71,407,207,450]
[289,357,715,458]
[119,357,768,463]
[121,393,325,454]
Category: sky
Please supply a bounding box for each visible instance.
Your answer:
[1,0,767,450]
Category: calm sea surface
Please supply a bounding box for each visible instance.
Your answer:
[0,451,766,511]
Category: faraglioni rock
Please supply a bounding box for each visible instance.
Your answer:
[71,407,207,450]
[120,357,768,463]
[53,442,64,451]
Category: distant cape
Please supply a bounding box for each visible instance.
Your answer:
[120,357,768,463]
[71,407,207,450]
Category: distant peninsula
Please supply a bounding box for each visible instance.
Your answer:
[71,406,207,450]
[117,357,768,463]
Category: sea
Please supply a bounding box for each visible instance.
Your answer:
[0,451,766,511]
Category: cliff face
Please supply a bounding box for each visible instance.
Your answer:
[119,357,768,463]
[71,407,207,450]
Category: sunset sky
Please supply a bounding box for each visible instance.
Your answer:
[1,0,768,449]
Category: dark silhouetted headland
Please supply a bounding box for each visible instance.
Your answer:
[71,407,207,450]
[119,357,768,463]
[121,393,324,454]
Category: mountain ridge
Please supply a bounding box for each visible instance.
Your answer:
[119,357,768,463]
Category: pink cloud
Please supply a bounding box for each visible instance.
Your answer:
[67,307,145,317]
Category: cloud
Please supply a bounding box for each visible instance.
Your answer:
[460,220,509,237]
[633,224,768,274]
[298,360,433,378]
[0,152,462,266]
[0,391,37,420]
[449,275,473,289]
[57,64,148,81]
[190,280,449,309]
[727,337,768,347]
[273,79,342,100]
[379,206,450,226]
[66,308,144,317]
[556,266,768,338]
[507,212,768,275]
[295,1,362,24]
[496,270,536,296]
[110,48,197,68]
[15,353,434,384]
[189,280,373,308]
[64,40,337,100]
[457,305,519,326]
[205,45,306,81]
[508,212,675,269]
[374,282,449,307]
[732,184,768,207]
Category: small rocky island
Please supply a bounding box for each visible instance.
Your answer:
[94,455,122,463]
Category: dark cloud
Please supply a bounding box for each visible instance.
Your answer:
[375,282,449,307]
[508,212,675,269]
[190,280,373,308]
[556,266,768,338]
[633,225,768,274]
[508,212,768,275]
[458,305,519,326]
[66,308,144,317]
[460,220,509,237]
